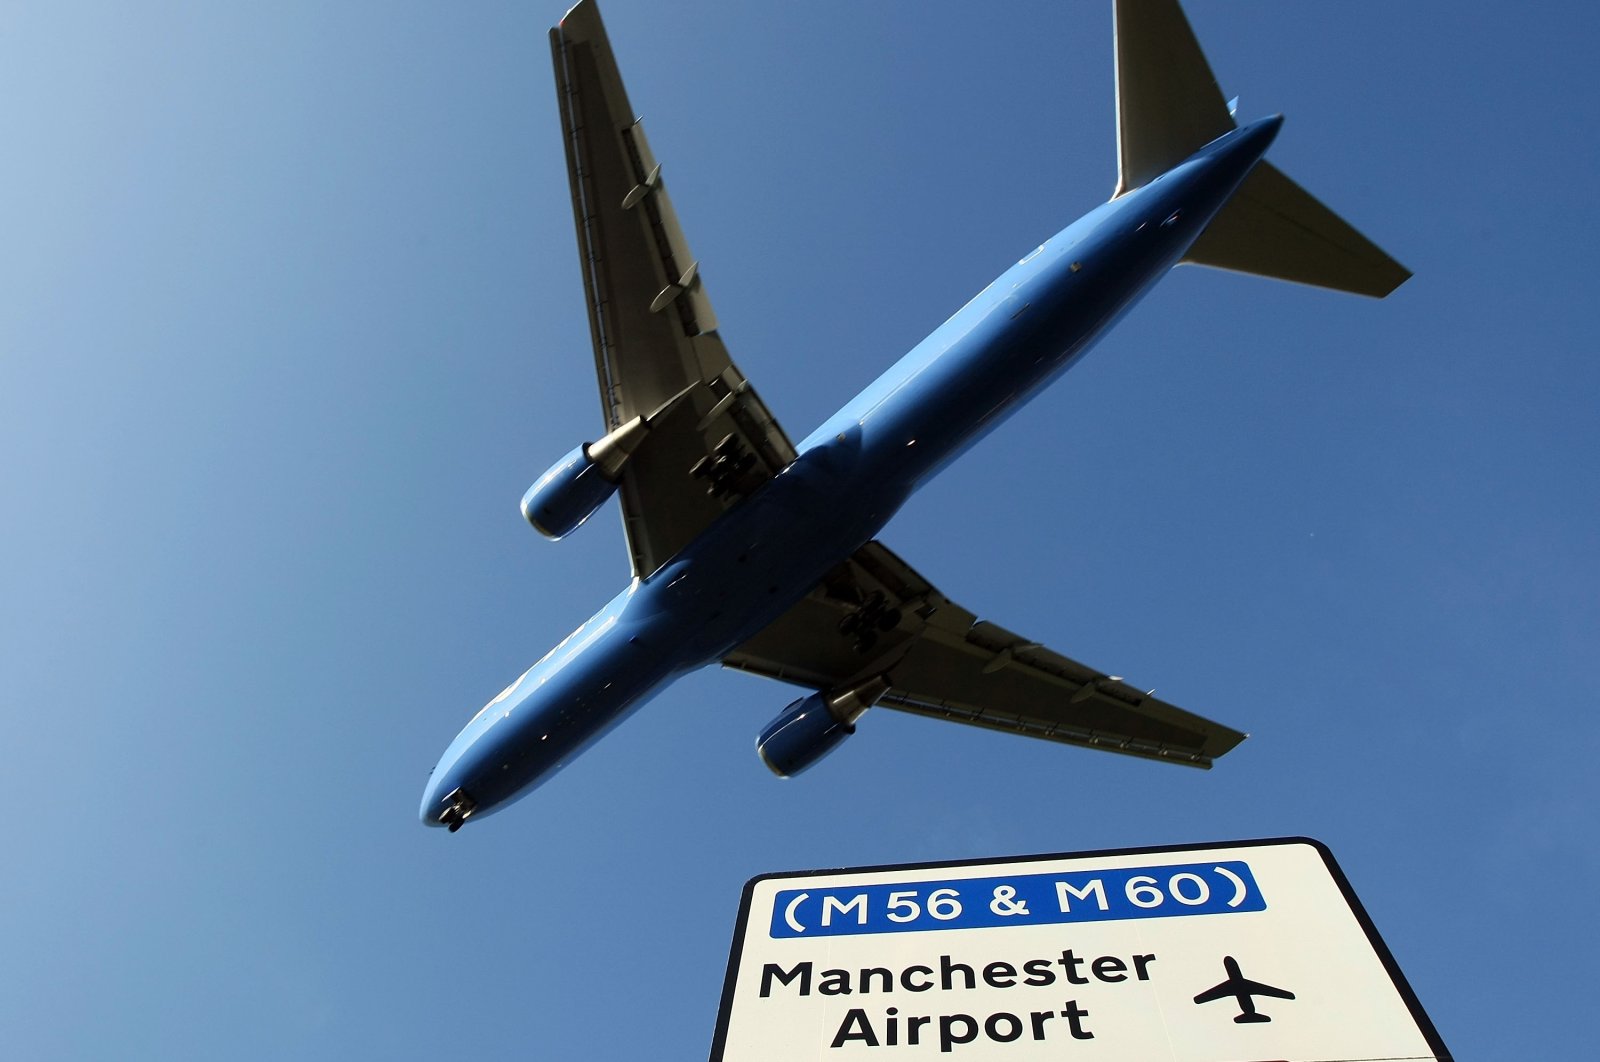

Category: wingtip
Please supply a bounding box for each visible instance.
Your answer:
[557,0,596,33]
[1379,265,1415,298]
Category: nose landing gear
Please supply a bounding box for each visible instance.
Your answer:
[436,788,477,832]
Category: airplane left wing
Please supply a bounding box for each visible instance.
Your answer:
[725,542,1246,768]
[551,1,795,577]
[1190,982,1235,1005]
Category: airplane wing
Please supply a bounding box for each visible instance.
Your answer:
[725,542,1246,768]
[1234,979,1296,1000]
[1195,976,1296,1004]
[1191,981,1239,1006]
[550,1,796,577]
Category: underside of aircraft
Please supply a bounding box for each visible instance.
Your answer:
[420,0,1407,830]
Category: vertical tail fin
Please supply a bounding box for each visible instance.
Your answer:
[1113,0,1411,297]
[1114,0,1235,197]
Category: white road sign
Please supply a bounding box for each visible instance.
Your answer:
[710,838,1449,1061]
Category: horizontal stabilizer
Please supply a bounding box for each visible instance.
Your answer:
[1183,161,1411,298]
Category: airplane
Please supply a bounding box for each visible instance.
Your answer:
[420,0,1408,831]
[1193,955,1297,1024]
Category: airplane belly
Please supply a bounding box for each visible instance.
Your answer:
[636,447,906,667]
[802,147,1259,496]
[853,263,1153,487]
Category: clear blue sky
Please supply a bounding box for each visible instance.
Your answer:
[3,1,1595,1057]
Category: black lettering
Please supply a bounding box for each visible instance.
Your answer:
[1030,1010,1054,1039]
[940,955,976,991]
[859,967,892,994]
[1058,949,1090,985]
[1062,999,1094,1040]
[885,1007,899,1047]
[908,1015,931,1045]
[761,962,811,998]
[1022,959,1055,987]
[819,968,852,996]
[831,1009,879,1048]
[939,1014,978,1053]
[1091,956,1127,982]
[982,961,1017,988]
[902,965,933,992]
[1133,953,1156,980]
[985,1012,1023,1043]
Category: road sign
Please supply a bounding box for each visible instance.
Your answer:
[710,837,1450,1061]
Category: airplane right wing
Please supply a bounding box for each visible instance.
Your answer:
[726,542,1246,768]
[1235,978,1296,1000]
[551,1,795,577]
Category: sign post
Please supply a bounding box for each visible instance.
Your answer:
[710,837,1449,1061]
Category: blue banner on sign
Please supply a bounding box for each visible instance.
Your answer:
[769,861,1264,938]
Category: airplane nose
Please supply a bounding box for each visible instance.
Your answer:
[420,777,478,832]
[419,777,447,828]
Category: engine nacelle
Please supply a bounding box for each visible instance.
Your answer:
[521,417,649,540]
[521,444,618,539]
[756,678,890,778]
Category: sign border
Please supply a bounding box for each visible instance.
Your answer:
[707,835,1452,1061]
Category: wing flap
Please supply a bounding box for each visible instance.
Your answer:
[726,541,1246,769]
[883,618,1244,768]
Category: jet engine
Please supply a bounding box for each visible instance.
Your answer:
[756,677,890,778]
[521,417,649,539]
